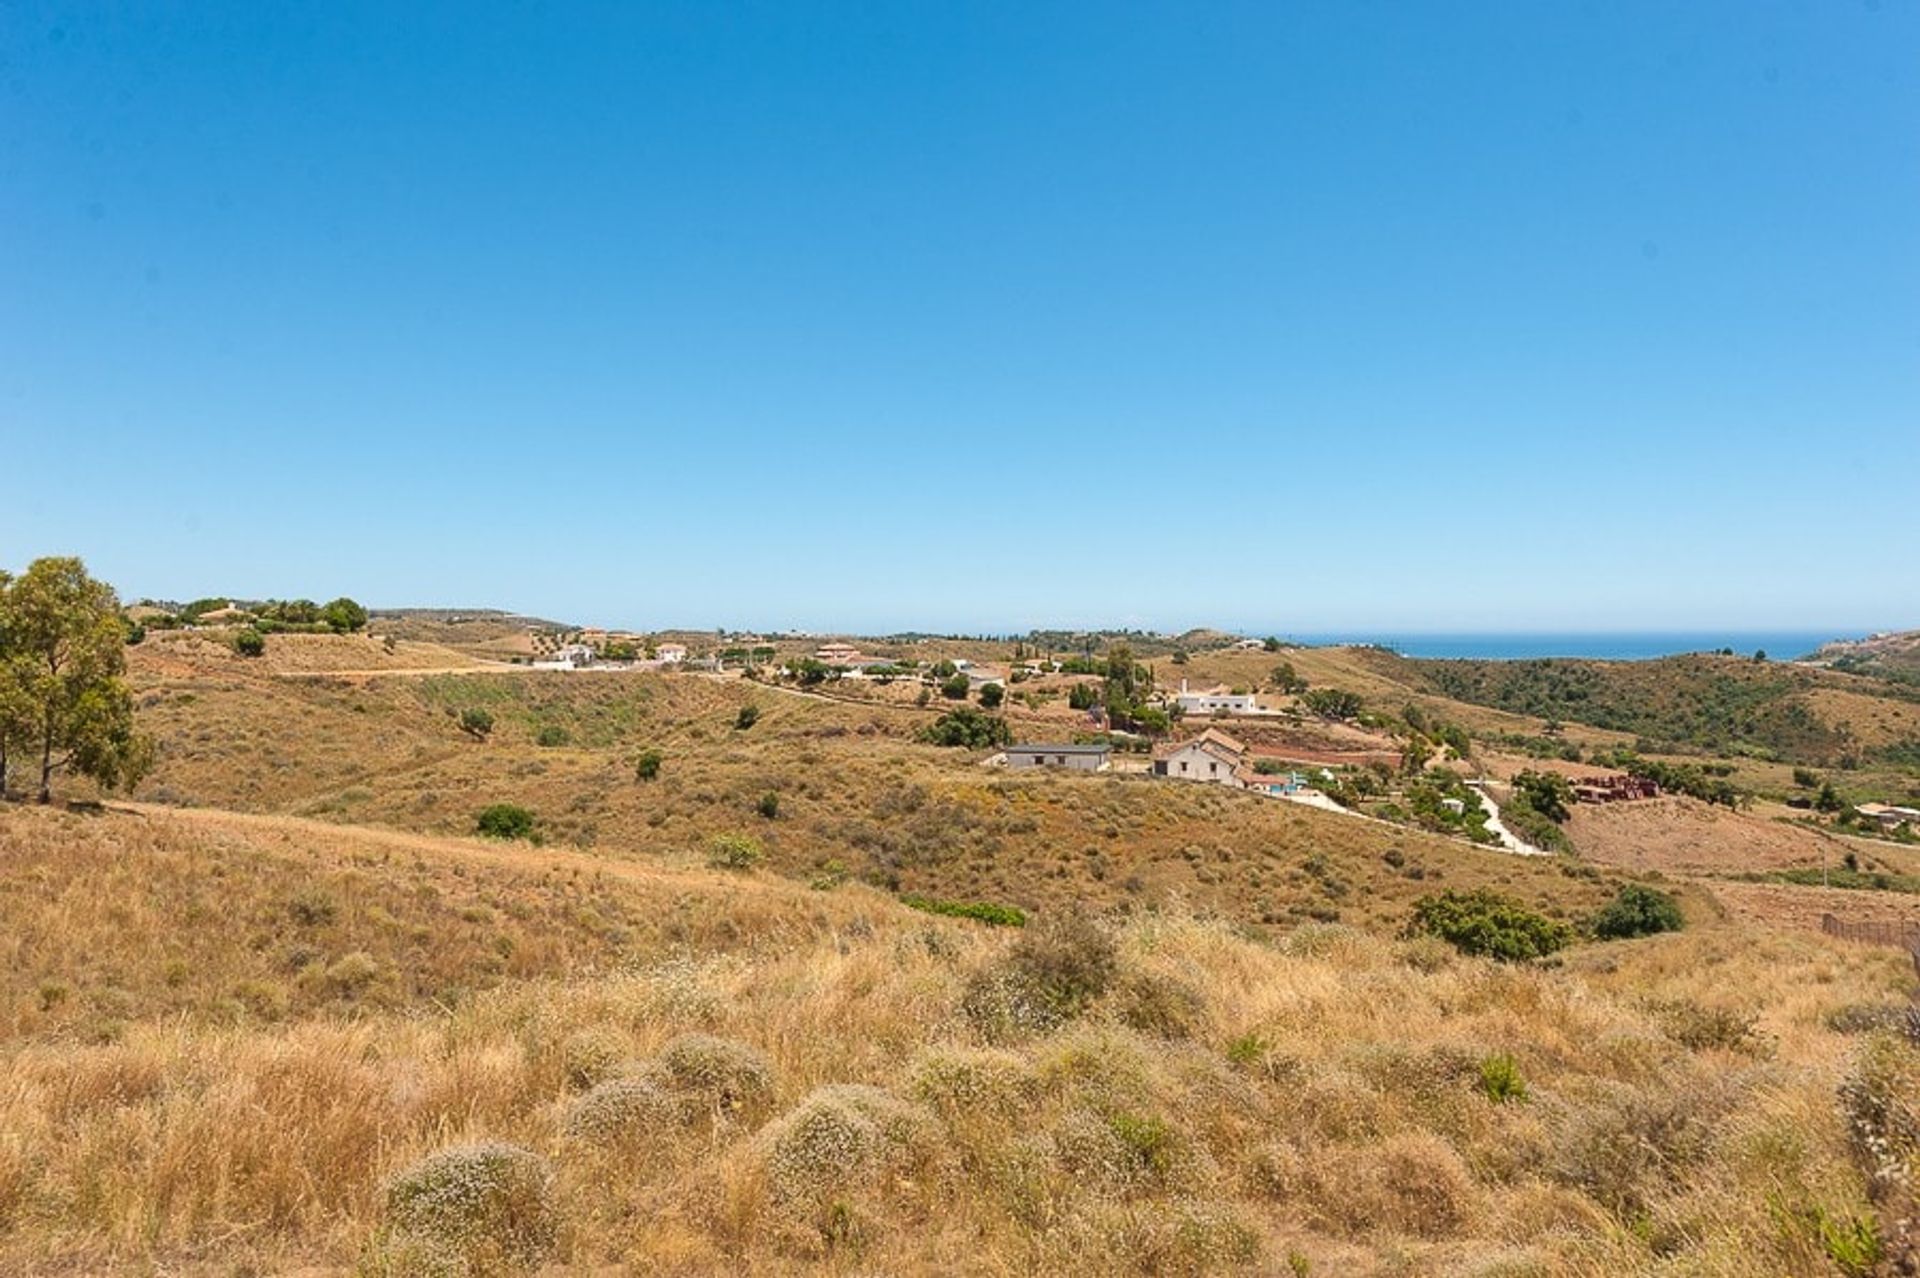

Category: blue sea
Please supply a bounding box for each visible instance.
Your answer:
[1282,632,1849,661]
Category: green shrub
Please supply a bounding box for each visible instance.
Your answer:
[475,804,536,840]
[1406,889,1571,961]
[756,791,779,820]
[940,672,972,700]
[634,749,662,781]
[899,894,1026,927]
[534,724,569,748]
[706,832,763,871]
[918,706,1012,749]
[1477,1052,1528,1104]
[457,708,493,741]
[964,911,1119,1038]
[233,628,266,658]
[1591,884,1684,939]
[1226,1033,1271,1069]
[378,1143,556,1273]
[1511,770,1575,822]
[978,681,1005,709]
[734,704,760,730]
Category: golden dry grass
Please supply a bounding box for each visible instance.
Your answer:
[0,803,1912,1275]
[115,641,1624,939]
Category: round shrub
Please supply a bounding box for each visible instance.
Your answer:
[379,1143,556,1273]
[233,628,266,658]
[908,1047,1039,1120]
[757,1084,935,1204]
[1590,884,1684,940]
[558,1027,629,1090]
[705,832,764,871]
[474,804,536,841]
[1406,889,1571,961]
[563,1076,680,1147]
[652,1033,776,1115]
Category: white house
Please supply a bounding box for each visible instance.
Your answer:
[533,643,595,671]
[1152,728,1248,786]
[655,643,688,663]
[1174,680,1261,716]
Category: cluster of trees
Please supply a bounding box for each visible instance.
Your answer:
[140,595,369,634]
[1410,883,1683,961]
[919,706,1012,749]
[1405,655,1851,765]
[1268,661,1308,694]
[0,558,153,803]
[1501,770,1576,853]
[1301,687,1363,720]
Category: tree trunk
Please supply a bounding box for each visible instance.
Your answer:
[0,741,8,800]
[38,719,53,804]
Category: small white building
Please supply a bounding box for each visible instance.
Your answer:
[1174,680,1261,716]
[533,643,595,671]
[1152,728,1248,786]
[655,643,688,663]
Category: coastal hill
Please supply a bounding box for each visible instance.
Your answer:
[1812,628,1920,680]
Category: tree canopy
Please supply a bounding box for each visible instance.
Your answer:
[0,557,153,803]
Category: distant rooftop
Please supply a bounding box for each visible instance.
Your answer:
[1008,742,1111,755]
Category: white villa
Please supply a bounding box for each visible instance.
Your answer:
[1174,680,1261,716]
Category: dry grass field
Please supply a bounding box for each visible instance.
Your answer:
[3,802,1916,1275]
[6,630,1920,1273]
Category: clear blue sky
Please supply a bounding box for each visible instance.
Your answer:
[3,2,1916,635]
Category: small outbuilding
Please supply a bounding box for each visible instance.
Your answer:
[1005,743,1112,772]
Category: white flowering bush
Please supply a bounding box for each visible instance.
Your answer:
[558,1027,628,1091]
[653,1033,776,1117]
[564,1076,680,1147]
[908,1046,1039,1121]
[757,1084,935,1205]
[376,1143,556,1274]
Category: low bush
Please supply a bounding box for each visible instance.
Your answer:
[963,911,1118,1039]
[563,1077,679,1147]
[475,804,536,841]
[634,748,662,781]
[735,704,760,730]
[377,1143,556,1274]
[1477,1052,1527,1104]
[706,832,764,871]
[1406,889,1571,961]
[756,1084,935,1205]
[534,725,570,748]
[1591,884,1684,939]
[899,894,1026,927]
[233,628,266,658]
[652,1033,776,1116]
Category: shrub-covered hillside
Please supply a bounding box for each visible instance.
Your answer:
[0,804,1915,1275]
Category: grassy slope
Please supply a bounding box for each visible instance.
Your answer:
[1,802,1912,1275]
[118,643,1624,939]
